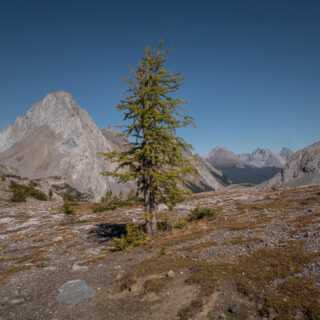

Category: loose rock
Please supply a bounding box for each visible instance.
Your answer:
[57,279,96,305]
[229,304,240,314]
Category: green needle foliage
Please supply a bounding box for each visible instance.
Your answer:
[101,41,195,234]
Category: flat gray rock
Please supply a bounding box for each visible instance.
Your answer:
[57,279,96,305]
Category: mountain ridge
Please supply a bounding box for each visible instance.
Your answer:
[204,145,293,184]
[0,91,229,200]
[259,141,320,189]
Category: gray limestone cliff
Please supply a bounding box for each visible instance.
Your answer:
[259,142,320,189]
[0,91,133,201]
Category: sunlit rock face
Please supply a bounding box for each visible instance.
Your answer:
[243,148,285,168]
[0,91,133,200]
[259,142,320,189]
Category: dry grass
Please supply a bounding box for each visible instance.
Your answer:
[233,188,320,216]
[179,240,218,251]
[121,254,191,290]
[176,299,203,320]
[0,249,51,282]
[262,276,320,319]
[11,233,28,242]
[34,236,45,242]
[233,244,317,295]
[15,250,50,264]
[290,212,320,228]
[80,254,108,265]
[122,242,318,319]
[144,276,173,294]
[21,242,54,251]
[29,231,42,237]
[156,232,203,247]
[63,240,84,249]
[0,265,33,282]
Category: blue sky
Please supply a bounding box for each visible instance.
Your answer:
[0,0,319,155]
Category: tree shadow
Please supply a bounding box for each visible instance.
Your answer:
[95,223,127,241]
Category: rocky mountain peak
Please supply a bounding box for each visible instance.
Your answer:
[205,146,242,167]
[0,91,92,153]
[0,91,126,200]
[279,147,294,161]
[246,148,285,168]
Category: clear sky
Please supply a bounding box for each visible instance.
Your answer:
[0,0,319,155]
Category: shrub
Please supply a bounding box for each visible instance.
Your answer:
[11,189,26,202]
[52,183,90,202]
[9,181,47,202]
[62,202,76,215]
[177,299,203,320]
[189,206,216,221]
[157,215,188,231]
[144,276,172,294]
[29,180,39,187]
[157,219,172,232]
[160,247,167,255]
[93,205,107,213]
[94,191,143,213]
[174,220,188,229]
[113,224,148,251]
[101,190,113,203]
[29,188,47,201]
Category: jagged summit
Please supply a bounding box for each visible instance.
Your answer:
[205,146,243,167]
[0,91,84,153]
[279,147,294,161]
[205,146,288,184]
[245,148,285,168]
[206,146,288,169]
[0,91,129,200]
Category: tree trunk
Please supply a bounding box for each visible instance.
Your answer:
[145,210,157,236]
[144,176,157,236]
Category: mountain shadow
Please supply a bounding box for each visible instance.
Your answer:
[215,165,282,184]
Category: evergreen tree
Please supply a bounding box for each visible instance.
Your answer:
[101,41,195,234]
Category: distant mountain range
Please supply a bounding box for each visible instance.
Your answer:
[0,91,318,195]
[0,91,230,200]
[204,146,293,184]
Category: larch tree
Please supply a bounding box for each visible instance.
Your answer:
[101,41,195,235]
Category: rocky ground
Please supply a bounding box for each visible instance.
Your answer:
[0,177,319,320]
